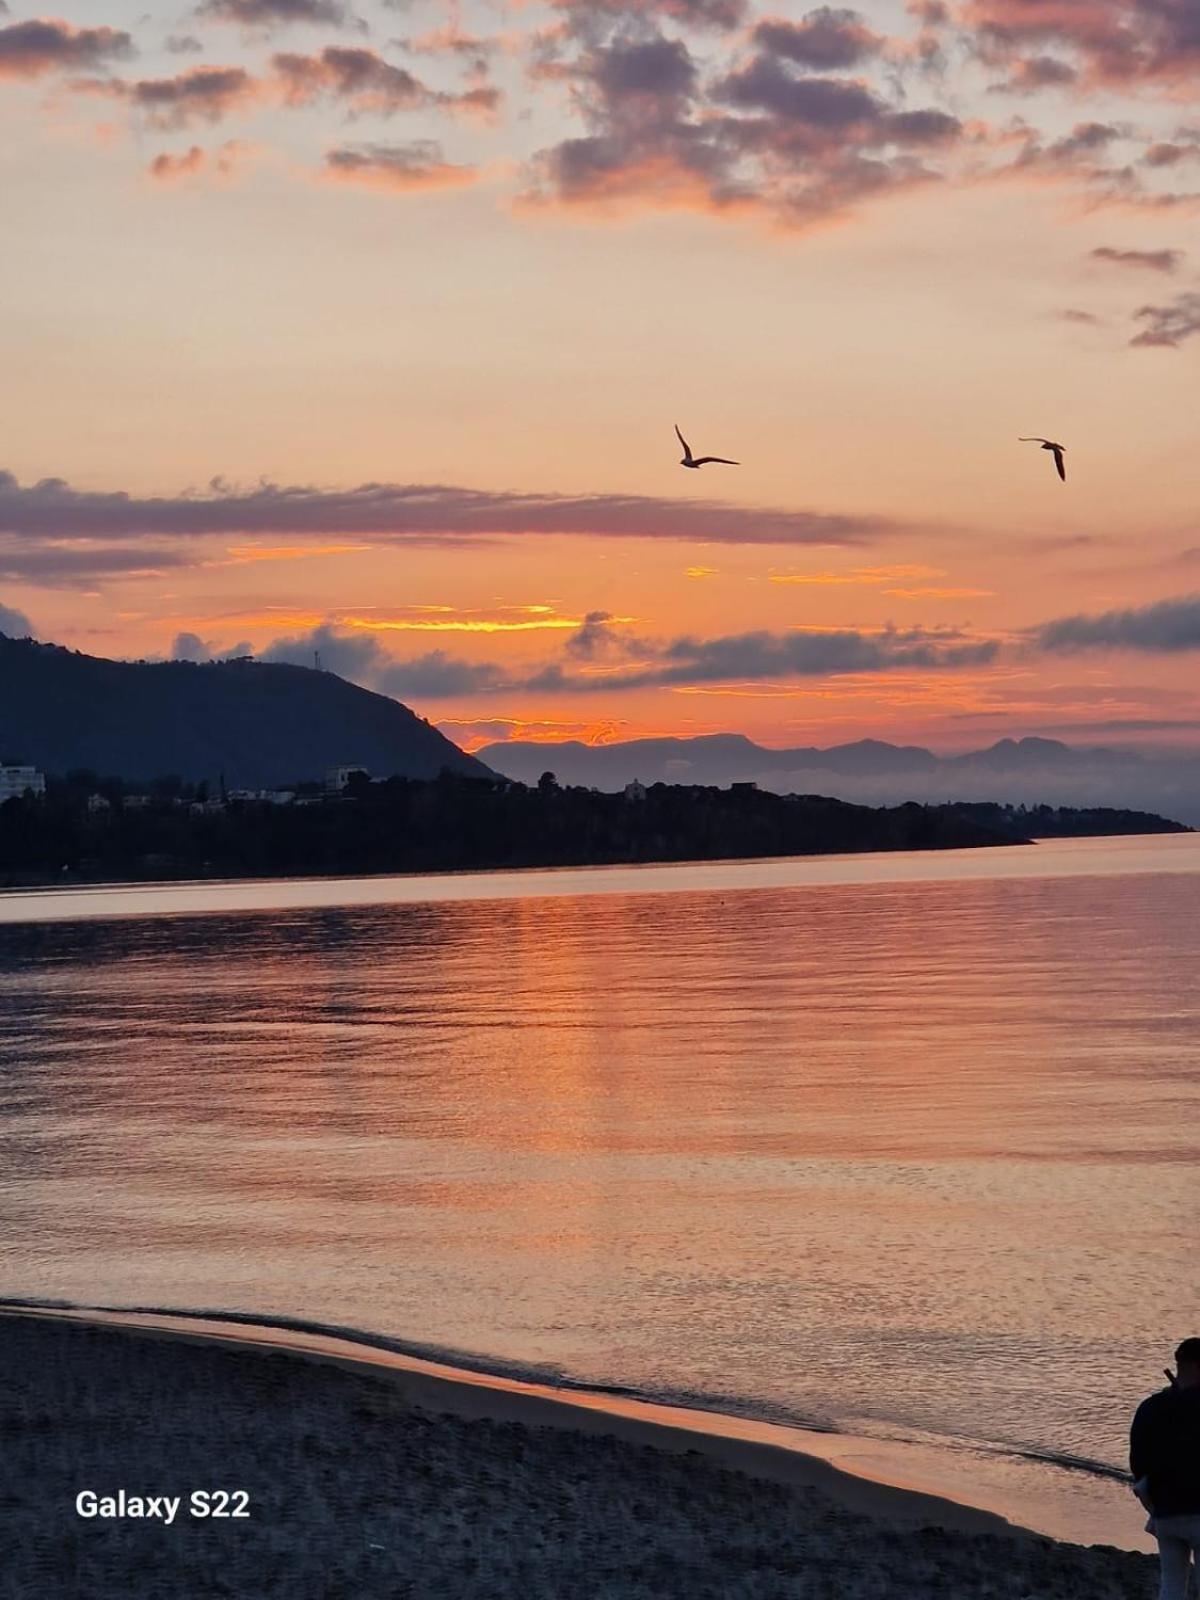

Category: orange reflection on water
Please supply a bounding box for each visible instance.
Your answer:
[0,836,1197,1548]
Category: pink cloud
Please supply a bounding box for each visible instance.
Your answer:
[523,25,965,230]
[78,65,258,129]
[147,140,253,181]
[272,46,501,118]
[148,145,206,180]
[961,0,1200,91]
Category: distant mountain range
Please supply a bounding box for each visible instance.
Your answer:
[5,629,1197,825]
[479,733,1200,825]
[0,635,491,788]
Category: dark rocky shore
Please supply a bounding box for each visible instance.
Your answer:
[0,1314,1156,1600]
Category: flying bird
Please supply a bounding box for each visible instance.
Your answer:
[675,424,738,469]
[1019,437,1067,482]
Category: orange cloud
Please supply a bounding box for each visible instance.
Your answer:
[770,564,945,585]
[161,609,325,633]
[884,585,994,599]
[342,606,586,634]
[219,542,371,563]
[147,140,255,181]
[148,145,206,181]
[438,715,629,750]
[152,603,590,636]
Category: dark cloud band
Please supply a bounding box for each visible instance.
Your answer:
[0,470,894,552]
[261,619,1001,699]
[0,18,132,79]
[1033,594,1200,652]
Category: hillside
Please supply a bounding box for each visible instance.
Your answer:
[479,733,1200,824]
[0,634,491,788]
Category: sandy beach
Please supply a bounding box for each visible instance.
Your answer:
[0,1308,1155,1600]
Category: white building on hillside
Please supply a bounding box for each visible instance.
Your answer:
[229,789,296,805]
[0,764,45,801]
[326,765,369,793]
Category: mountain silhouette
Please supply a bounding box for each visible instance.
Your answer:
[479,732,1200,824]
[0,633,492,788]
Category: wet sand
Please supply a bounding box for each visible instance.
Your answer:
[0,1308,1155,1599]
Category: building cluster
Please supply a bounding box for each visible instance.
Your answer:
[227,768,369,804]
[1,763,369,810]
[324,765,369,794]
[0,764,46,802]
[83,791,228,815]
[226,789,298,807]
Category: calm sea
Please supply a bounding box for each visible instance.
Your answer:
[1,835,1197,1548]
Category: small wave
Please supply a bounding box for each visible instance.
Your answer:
[0,1293,841,1431]
[997,1443,1129,1483]
[0,1294,1125,1484]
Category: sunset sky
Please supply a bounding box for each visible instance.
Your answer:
[2,0,1199,753]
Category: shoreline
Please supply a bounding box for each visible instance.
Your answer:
[0,1300,1147,1551]
[1,833,1033,901]
[0,1301,1017,1539]
[6,820,1196,901]
[0,1305,1155,1600]
[0,830,1195,926]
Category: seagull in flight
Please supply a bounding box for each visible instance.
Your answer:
[1019,437,1067,482]
[675,424,738,469]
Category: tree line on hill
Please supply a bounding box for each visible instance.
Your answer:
[0,768,1187,888]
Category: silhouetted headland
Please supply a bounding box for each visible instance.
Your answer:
[0,633,492,787]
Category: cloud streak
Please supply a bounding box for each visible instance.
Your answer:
[198,0,360,27]
[0,538,191,586]
[323,141,478,191]
[1091,244,1183,271]
[548,0,748,31]
[0,470,896,555]
[1131,290,1200,347]
[1033,594,1200,652]
[255,617,1002,701]
[529,624,1000,691]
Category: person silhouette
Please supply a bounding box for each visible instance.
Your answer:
[1131,1338,1200,1600]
